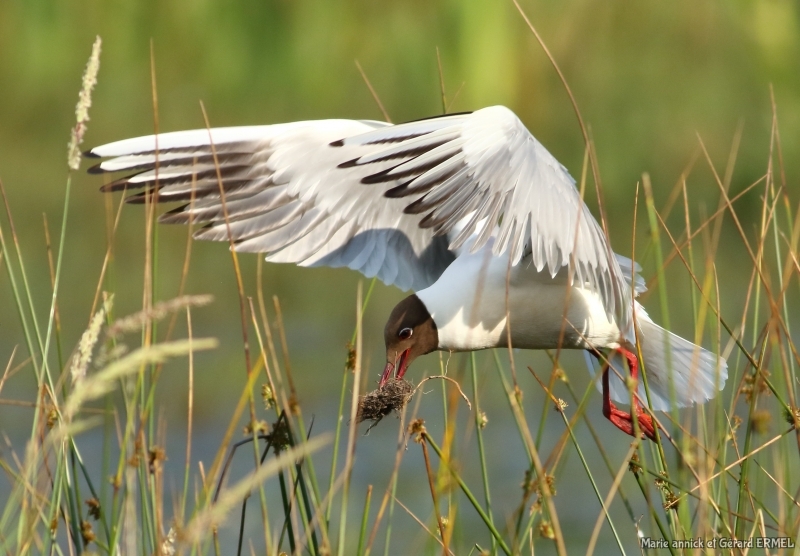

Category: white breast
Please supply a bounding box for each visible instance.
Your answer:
[416,243,621,352]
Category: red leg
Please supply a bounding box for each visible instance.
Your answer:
[599,347,658,441]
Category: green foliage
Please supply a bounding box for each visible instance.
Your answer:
[1,2,800,554]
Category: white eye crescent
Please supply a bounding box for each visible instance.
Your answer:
[398,327,413,340]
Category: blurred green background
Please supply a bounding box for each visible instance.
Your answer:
[1,0,798,552]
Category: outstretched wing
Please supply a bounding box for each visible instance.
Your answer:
[88,106,626,320]
[88,119,456,292]
[332,106,627,322]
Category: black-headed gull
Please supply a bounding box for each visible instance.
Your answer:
[87,106,727,440]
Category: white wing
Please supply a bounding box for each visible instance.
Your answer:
[88,106,627,320]
[88,119,456,291]
[334,106,628,322]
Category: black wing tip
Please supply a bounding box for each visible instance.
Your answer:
[158,205,192,224]
[87,163,107,174]
[417,212,437,228]
[99,183,127,193]
[83,148,101,159]
[404,196,429,216]
[337,157,360,169]
[361,168,396,184]
[384,183,408,198]
[99,175,142,193]
[329,139,345,147]
[124,190,161,204]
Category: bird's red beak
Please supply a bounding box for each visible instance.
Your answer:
[379,349,411,387]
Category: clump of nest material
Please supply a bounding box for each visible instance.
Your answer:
[357,378,414,427]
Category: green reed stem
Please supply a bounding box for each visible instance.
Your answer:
[422,432,511,556]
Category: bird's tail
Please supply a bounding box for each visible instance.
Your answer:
[599,305,727,412]
[586,255,728,411]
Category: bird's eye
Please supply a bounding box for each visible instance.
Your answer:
[398,327,413,340]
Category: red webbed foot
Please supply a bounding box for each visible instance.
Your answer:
[604,401,659,441]
[596,346,660,442]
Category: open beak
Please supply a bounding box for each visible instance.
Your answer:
[379,349,410,387]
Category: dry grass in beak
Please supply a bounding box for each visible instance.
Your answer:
[357,378,414,427]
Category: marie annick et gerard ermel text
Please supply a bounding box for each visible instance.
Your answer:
[640,537,795,550]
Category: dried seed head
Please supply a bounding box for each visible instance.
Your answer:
[244,420,268,436]
[70,294,113,384]
[148,447,166,474]
[161,527,177,556]
[628,452,642,475]
[539,520,555,539]
[345,342,357,372]
[86,498,101,520]
[106,295,212,339]
[261,384,275,409]
[68,36,102,170]
[751,409,771,434]
[46,406,59,429]
[554,398,567,412]
[268,417,293,454]
[663,492,679,511]
[654,470,678,510]
[81,520,96,544]
[407,418,426,441]
[288,394,300,415]
[740,368,771,403]
[533,474,557,498]
[785,405,800,429]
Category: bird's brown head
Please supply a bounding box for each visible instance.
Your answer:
[379,294,438,387]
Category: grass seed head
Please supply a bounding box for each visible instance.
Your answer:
[345,341,357,372]
[67,36,101,170]
[85,498,101,520]
[243,420,268,436]
[538,474,557,497]
[784,405,800,429]
[407,418,427,441]
[148,447,166,474]
[269,416,293,454]
[261,384,275,409]
[161,527,177,556]
[629,452,642,475]
[539,520,555,539]
[751,409,772,434]
[46,406,59,429]
[81,520,95,544]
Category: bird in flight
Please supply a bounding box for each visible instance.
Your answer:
[87,105,727,440]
